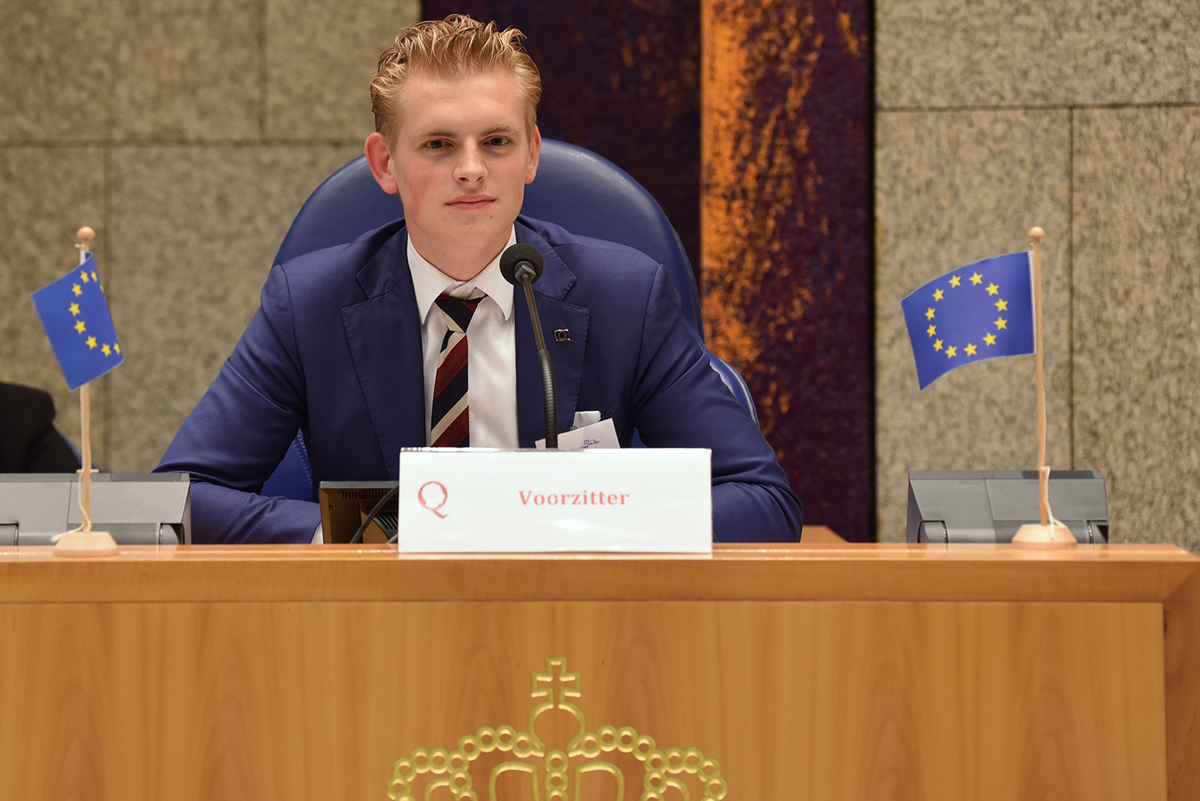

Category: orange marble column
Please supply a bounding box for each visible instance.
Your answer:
[702,0,873,539]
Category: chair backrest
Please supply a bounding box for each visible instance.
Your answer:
[275,139,704,337]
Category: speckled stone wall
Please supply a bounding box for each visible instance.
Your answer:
[702,0,874,541]
[876,2,1200,549]
[1071,107,1200,548]
[875,110,1073,542]
[0,0,415,471]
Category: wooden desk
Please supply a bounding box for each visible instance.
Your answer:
[0,542,1195,800]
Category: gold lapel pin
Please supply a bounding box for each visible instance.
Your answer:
[554,329,570,342]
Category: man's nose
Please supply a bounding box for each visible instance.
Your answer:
[454,144,487,183]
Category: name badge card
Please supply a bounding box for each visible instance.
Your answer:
[396,448,711,553]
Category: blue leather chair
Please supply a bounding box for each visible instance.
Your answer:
[261,139,757,500]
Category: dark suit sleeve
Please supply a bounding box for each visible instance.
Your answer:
[630,266,802,542]
[156,266,321,544]
[0,384,81,474]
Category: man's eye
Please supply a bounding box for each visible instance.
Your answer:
[486,137,508,147]
[425,140,445,150]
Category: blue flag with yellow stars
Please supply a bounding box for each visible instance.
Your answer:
[901,251,1035,390]
[31,253,124,390]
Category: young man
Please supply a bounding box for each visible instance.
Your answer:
[157,15,802,543]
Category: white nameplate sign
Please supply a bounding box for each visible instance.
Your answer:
[396,448,712,553]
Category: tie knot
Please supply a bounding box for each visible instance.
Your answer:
[436,289,486,333]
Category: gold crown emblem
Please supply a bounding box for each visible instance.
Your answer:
[388,657,727,800]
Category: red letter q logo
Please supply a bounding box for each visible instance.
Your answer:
[417,481,448,519]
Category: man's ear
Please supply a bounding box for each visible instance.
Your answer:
[525,126,542,185]
[364,133,399,195]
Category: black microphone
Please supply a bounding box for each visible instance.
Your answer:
[500,244,558,449]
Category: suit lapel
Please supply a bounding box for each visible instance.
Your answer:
[341,230,426,478]
[514,224,590,446]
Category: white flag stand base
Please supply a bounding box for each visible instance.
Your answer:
[53,530,118,557]
[1012,523,1077,550]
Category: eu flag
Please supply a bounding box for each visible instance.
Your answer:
[901,251,1035,390]
[31,253,124,390]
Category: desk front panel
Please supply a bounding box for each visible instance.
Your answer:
[0,596,1167,800]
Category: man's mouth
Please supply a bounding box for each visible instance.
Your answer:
[448,195,494,210]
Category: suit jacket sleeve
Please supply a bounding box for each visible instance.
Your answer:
[0,383,81,474]
[624,264,802,542]
[156,265,321,544]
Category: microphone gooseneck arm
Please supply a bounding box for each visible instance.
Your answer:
[501,245,558,449]
[518,272,558,449]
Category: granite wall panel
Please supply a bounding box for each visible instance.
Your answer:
[0,0,262,142]
[267,0,419,140]
[874,109,1072,542]
[877,0,1200,109]
[1072,106,1200,550]
[105,144,363,472]
[0,147,108,464]
[876,0,1199,549]
[1,0,416,474]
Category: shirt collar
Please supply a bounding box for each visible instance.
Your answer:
[408,228,517,323]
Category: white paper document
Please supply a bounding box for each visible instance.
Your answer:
[535,417,619,450]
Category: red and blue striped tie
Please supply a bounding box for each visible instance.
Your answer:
[430,289,486,447]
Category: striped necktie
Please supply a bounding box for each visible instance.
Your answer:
[430,288,486,447]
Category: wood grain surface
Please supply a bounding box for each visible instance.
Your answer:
[0,543,1193,800]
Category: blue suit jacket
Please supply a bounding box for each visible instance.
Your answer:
[157,217,802,543]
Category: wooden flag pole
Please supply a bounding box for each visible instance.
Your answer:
[77,228,96,534]
[54,226,118,556]
[1013,227,1075,549]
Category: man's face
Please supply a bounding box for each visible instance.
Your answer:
[366,69,540,279]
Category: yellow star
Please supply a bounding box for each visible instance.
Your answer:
[86,336,98,349]
[925,307,935,320]
[72,284,83,296]
[945,345,957,358]
[101,343,112,356]
[933,288,945,301]
[68,302,81,316]
[949,275,962,287]
[114,343,121,355]
[74,320,86,334]
[80,270,90,283]
[994,298,1008,311]
[926,324,936,337]
[994,317,1008,330]
[965,343,978,356]
[91,271,98,283]
[986,283,999,295]
[933,339,943,351]
[970,273,983,285]
[984,333,997,346]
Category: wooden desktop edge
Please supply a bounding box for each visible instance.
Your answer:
[0,536,1194,606]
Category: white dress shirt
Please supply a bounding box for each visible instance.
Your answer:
[408,230,520,449]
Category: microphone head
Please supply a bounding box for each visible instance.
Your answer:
[500,243,544,286]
